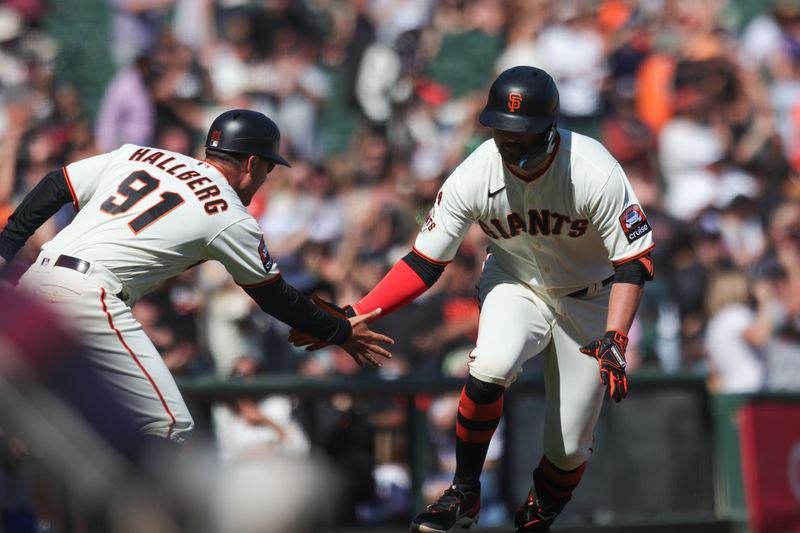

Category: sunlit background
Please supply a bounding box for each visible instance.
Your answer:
[1,0,799,532]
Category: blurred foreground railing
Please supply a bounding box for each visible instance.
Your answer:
[175,372,800,532]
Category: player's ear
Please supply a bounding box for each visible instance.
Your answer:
[246,155,259,174]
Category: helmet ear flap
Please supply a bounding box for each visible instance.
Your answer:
[519,121,559,170]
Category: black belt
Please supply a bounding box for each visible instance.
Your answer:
[567,275,614,298]
[54,254,91,274]
[51,254,127,301]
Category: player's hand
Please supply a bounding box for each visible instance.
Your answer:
[580,330,629,402]
[288,295,355,347]
[287,297,394,368]
[340,308,394,368]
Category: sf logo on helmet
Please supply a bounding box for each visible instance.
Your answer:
[209,129,221,147]
[508,92,523,112]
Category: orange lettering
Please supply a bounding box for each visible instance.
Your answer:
[204,199,228,214]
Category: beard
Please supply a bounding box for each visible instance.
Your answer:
[496,141,528,166]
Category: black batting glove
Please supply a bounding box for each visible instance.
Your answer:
[580,330,629,402]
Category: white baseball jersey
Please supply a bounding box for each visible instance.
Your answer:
[415,130,654,298]
[47,144,279,303]
[17,144,281,441]
[411,130,655,471]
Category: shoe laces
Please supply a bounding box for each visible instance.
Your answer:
[523,492,557,521]
[525,495,558,520]
[428,485,470,513]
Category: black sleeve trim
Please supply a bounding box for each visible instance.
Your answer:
[402,250,446,287]
[244,277,352,345]
[613,258,652,285]
[0,169,72,261]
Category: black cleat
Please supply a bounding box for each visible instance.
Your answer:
[410,485,480,532]
[514,486,568,532]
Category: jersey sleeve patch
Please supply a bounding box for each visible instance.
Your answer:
[258,236,274,272]
[618,204,651,243]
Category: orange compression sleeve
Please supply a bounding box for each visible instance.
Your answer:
[352,251,446,316]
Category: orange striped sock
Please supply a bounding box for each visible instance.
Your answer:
[533,455,586,502]
[453,377,504,489]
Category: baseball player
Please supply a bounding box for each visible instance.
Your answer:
[290,66,654,532]
[0,109,393,444]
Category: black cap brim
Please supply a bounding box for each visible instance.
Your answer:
[266,154,292,168]
[479,110,553,133]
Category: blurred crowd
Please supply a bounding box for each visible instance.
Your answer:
[3,0,800,528]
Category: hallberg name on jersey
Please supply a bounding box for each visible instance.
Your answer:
[128,147,228,214]
[477,209,589,240]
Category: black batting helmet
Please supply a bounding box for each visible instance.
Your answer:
[205,109,291,167]
[479,66,559,134]
[480,66,560,169]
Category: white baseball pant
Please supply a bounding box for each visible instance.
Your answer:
[469,258,608,471]
[18,252,194,442]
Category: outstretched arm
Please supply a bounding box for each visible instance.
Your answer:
[245,277,354,345]
[286,249,447,351]
[351,248,448,317]
[244,277,393,367]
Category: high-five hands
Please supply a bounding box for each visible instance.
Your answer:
[580,330,629,402]
[288,296,353,348]
[288,296,394,368]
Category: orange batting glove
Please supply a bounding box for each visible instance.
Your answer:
[580,330,629,402]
